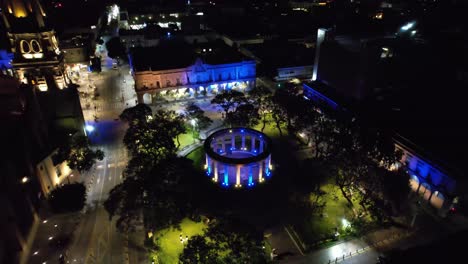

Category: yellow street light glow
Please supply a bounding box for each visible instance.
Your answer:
[48,236,53,240]
[21,177,29,183]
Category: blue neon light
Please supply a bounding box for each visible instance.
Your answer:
[241,129,244,133]
[224,171,228,186]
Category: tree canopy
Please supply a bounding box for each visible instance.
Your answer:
[48,183,86,213]
[105,107,191,232]
[53,135,104,173]
[184,103,213,134]
[211,90,247,116]
[179,219,268,264]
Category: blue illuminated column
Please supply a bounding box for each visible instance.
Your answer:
[212,138,217,152]
[241,134,246,149]
[265,157,271,177]
[231,134,235,150]
[248,165,253,186]
[223,167,229,186]
[259,140,264,153]
[251,137,255,152]
[222,136,226,152]
[206,155,211,176]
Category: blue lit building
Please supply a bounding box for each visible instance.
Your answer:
[303,81,463,217]
[130,40,256,104]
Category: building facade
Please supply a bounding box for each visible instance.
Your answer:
[303,82,458,216]
[135,59,256,104]
[1,0,70,91]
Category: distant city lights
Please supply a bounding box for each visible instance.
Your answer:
[400,21,416,31]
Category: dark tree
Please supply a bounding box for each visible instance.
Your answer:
[184,103,213,134]
[180,218,268,264]
[153,110,186,149]
[105,37,126,59]
[54,135,104,173]
[48,183,86,213]
[381,168,411,212]
[225,103,260,128]
[248,86,272,131]
[268,96,287,136]
[119,103,152,124]
[179,235,218,264]
[211,90,247,117]
[271,86,304,132]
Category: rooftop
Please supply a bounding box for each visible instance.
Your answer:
[130,39,251,71]
[245,41,315,69]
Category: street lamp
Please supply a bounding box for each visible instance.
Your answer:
[85,124,95,133]
[190,119,197,143]
[21,177,29,184]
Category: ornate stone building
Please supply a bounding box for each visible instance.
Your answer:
[1,0,69,91]
[130,40,256,104]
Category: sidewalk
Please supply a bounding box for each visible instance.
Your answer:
[27,208,82,264]
[276,226,409,264]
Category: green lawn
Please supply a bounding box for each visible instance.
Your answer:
[186,147,205,170]
[177,133,195,150]
[253,120,288,139]
[297,184,356,244]
[154,218,207,264]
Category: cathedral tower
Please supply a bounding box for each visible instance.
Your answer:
[1,0,69,91]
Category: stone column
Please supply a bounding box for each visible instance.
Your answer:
[258,161,263,183]
[260,139,264,153]
[242,134,246,149]
[231,134,236,150]
[213,161,218,182]
[137,92,144,104]
[236,165,241,187]
[222,136,226,152]
[212,138,217,152]
[251,137,256,152]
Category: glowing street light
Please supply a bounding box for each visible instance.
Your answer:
[85,124,95,132]
[21,177,29,183]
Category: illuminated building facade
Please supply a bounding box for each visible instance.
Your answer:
[131,41,256,104]
[303,81,459,216]
[204,128,272,188]
[1,0,70,91]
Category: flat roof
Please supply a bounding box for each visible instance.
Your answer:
[245,41,315,68]
[130,39,251,71]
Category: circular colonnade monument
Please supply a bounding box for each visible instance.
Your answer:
[204,127,272,188]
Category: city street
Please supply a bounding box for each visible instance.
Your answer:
[65,60,145,263]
